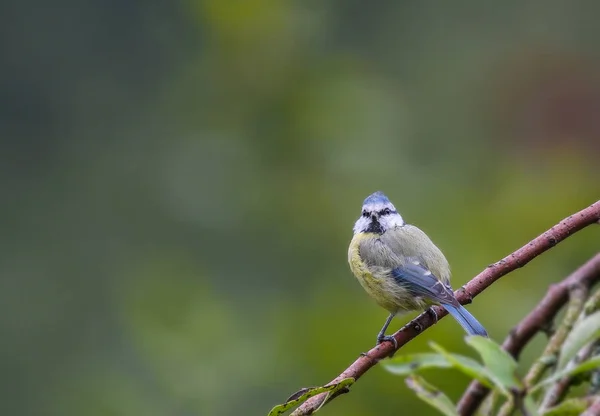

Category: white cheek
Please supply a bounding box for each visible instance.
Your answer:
[381,215,404,229]
[353,217,370,233]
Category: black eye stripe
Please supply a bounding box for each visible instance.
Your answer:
[362,208,396,217]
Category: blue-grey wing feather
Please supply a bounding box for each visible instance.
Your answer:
[392,262,488,336]
[379,226,451,283]
[391,261,457,305]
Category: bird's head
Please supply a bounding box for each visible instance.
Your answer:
[353,191,404,234]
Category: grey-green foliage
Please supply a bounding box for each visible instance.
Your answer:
[541,398,594,416]
[383,335,600,415]
[405,375,460,416]
[558,311,600,369]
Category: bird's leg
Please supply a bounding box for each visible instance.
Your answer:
[376,313,398,349]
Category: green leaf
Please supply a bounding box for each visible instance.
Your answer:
[382,353,452,376]
[267,378,354,416]
[405,375,460,416]
[524,395,540,416]
[542,397,592,415]
[477,389,501,416]
[465,335,522,390]
[531,355,600,395]
[559,311,600,368]
[428,342,495,390]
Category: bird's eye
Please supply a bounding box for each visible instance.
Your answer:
[362,210,369,217]
[380,208,391,215]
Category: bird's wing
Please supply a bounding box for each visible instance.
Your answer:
[379,225,451,284]
[391,260,457,305]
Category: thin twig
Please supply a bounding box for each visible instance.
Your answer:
[584,287,600,316]
[457,253,600,416]
[478,388,501,416]
[541,341,597,410]
[288,201,600,416]
[524,284,589,388]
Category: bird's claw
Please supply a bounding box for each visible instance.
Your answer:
[376,335,398,350]
[427,307,438,323]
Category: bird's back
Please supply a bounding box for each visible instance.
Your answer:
[378,225,451,284]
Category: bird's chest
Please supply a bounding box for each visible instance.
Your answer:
[348,233,428,313]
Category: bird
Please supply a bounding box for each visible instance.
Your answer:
[348,191,487,347]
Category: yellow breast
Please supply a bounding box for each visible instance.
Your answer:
[348,233,412,313]
[348,233,372,282]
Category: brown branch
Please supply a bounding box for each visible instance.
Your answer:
[290,200,600,416]
[497,283,589,416]
[457,252,600,415]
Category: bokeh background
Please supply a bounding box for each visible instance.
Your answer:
[1,1,599,415]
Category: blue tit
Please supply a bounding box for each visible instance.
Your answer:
[348,191,488,347]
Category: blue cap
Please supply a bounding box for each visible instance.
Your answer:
[363,191,390,206]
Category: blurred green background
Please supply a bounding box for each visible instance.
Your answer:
[1,1,599,415]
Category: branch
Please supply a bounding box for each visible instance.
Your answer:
[497,283,589,416]
[541,341,598,410]
[457,252,600,415]
[290,200,600,416]
[524,284,589,388]
[540,288,600,410]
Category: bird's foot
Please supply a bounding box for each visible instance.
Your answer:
[427,307,438,323]
[376,334,398,350]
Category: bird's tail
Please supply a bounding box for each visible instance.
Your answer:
[442,303,488,337]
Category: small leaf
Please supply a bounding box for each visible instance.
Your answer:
[559,311,600,368]
[542,397,591,415]
[286,387,313,402]
[268,378,354,416]
[382,353,452,376]
[531,355,600,394]
[405,375,460,416]
[429,342,496,390]
[465,335,522,390]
